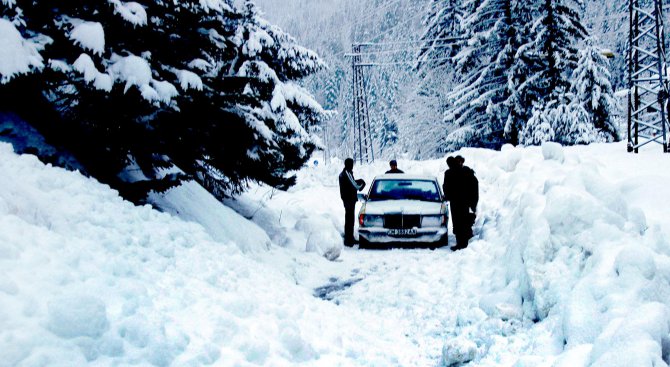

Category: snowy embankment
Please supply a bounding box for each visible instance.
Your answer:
[0,142,415,366]
[2,140,670,366]
[486,143,670,366]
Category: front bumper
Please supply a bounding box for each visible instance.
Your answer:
[358,226,448,244]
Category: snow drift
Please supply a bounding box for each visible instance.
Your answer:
[0,142,414,366]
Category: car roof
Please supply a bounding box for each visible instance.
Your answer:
[373,174,438,181]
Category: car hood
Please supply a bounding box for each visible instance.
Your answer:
[362,200,444,215]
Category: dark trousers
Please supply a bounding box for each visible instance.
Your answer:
[343,200,356,244]
[451,203,473,248]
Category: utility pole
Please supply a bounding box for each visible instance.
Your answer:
[350,44,375,164]
[628,0,670,153]
[344,36,464,162]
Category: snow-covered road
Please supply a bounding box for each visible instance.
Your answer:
[241,142,670,366]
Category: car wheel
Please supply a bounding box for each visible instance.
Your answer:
[359,237,370,249]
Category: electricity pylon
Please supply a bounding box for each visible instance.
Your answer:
[628,0,670,152]
[350,44,375,164]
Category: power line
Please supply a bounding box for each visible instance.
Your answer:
[356,56,453,67]
[353,36,467,47]
[344,44,459,57]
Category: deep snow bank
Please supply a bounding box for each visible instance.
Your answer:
[479,143,670,366]
[0,143,416,366]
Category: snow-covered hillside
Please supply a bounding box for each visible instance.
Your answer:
[2,141,670,366]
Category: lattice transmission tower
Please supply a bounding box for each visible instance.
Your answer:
[350,44,375,164]
[628,0,670,152]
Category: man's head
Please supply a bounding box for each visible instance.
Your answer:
[344,158,354,170]
[455,155,465,167]
[446,156,457,169]
[389,159,398,169]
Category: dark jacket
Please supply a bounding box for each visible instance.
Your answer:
[443,166,478,210]
[339,168,362,202]
[385,168,404,174]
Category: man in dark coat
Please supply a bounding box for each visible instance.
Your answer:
[443,155,479,250]
[339,158,365,246]
[385,159,404,174]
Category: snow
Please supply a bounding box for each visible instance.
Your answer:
[3,140,670,365]
[69,21,105,56]
[149,180,271,253]
[187,58,212,71]
[0,18,44,83]
[48,59,72,73]
[243,29,274,57]
[197,0,233,13]
[175,69,203,91]
[151,79,178,103]
[109,0,148,27]
[542,141,565,163]
[73,53,113,92]
[110,54,152,93]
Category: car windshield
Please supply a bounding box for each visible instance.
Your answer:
[367,179,441,202]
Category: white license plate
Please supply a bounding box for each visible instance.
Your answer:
[388,228,417,236]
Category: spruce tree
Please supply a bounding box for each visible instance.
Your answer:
[444,0,517,150]
[417,0,465,70]
[568,38,619,143]
[506,0,587,144]
[0,0,326,202]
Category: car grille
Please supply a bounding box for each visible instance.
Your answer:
[384,214,421,229]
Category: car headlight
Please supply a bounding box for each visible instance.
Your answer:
[421,215,444,227]
[360,214,384,227]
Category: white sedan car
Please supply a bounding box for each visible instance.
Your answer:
[357,175,449,248]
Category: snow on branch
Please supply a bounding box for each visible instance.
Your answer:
[69,21,105,56]
[198,0,233,13]
[0,18,45,83]
[108,0,147,27]
[73,53,113,92]
[175,69,203,91]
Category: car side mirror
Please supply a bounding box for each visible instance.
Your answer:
[357,193,368,202]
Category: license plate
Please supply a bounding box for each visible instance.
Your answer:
[388,228,417,236]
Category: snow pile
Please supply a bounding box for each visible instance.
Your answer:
[0,18,44,83]
[149,180,272,253]
[0,142,416,366]
[225,181,344,261]
[484,143,670,365]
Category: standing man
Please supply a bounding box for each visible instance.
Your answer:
[339,158,366,246]
[443,155,479,250]
[385,159,404,174]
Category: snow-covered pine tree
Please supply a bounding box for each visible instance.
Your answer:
[417,0,465,70]
[584,0,628,92]
[370,69,401,156]
[399,75,452,159]
[551,103,600,145]
[443,0,516,150]
[520,102,555,145]
[506,0,587,144]
[0,0,326,201]
[568,38,619,143]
